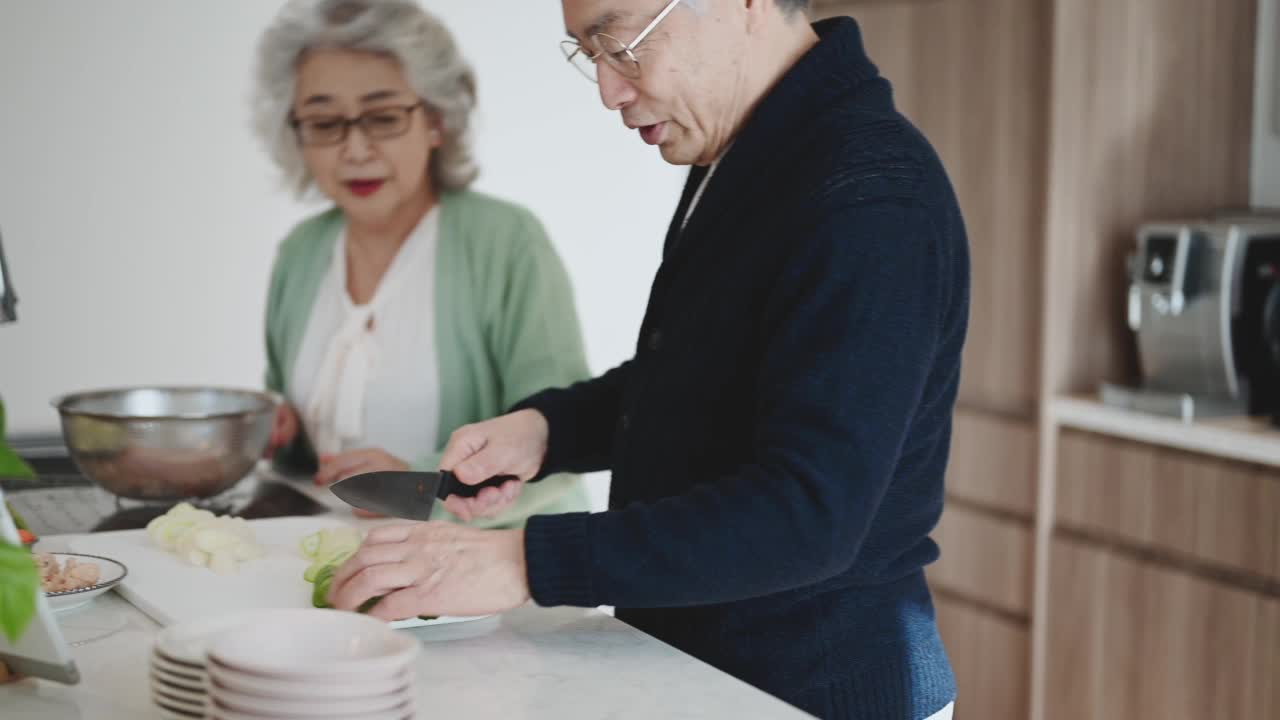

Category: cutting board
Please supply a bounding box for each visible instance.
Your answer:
[68,516,358,627]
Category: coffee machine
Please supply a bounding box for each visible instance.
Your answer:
[1107,216,1280,423]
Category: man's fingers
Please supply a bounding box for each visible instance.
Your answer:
[440,426,487,473]
[451,449,516,487]
[441,496,473,522]
[440,480,522,521]
[365,582,437,622]
[329,561,420,612]
[328,540,407,593]
[364,524,415,546]
[501,479,522,503]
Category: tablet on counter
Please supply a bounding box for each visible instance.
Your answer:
[0,487,79,684]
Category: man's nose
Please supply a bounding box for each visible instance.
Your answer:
[597,63,637,111]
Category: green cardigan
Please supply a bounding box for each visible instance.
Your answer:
[264,190,591,528]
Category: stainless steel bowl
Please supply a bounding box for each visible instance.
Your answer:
[52,387,279,500]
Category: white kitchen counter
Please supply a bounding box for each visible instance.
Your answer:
[2,474,812,719]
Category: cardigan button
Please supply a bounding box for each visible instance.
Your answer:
[620,413,632,432]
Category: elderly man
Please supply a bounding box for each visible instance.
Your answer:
[329,1,967,717]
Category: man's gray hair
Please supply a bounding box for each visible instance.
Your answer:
[684,0,809,14]
[775,0,811,14]
[253,0,479,197]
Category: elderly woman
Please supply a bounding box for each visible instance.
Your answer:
[253,0,590,526]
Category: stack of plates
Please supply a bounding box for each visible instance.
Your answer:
[150,609,299,720]
[204,609,420,720]
[151,624,212,719]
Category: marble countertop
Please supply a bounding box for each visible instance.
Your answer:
[2,475,812,719]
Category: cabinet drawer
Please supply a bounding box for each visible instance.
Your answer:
[947,410,1037,516]
[1056,429,1279,582]
[935,597,1029,720]
[1045,537,1273,720]
[931,504,1032,615]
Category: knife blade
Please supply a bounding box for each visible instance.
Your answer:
[329,470,517,521]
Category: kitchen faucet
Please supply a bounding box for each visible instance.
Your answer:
[0,227,16,324]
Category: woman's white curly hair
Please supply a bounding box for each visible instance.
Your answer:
[253,0,479,197]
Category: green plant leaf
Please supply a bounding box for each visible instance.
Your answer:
[0,538,38,643]
[0,398,37,480]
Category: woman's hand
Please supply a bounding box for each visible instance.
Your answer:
[438,409,547,522]
[326,522,530,620]
[314,448,409,487]
[316,448,409,518]
[265,404,300,457]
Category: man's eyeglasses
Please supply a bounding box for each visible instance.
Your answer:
[560,0,682,83]
[290,102,425,146]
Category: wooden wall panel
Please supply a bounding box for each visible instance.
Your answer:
[931,505,1033,615]
[947,409,1037,516]
[1249,597,1280,718]
[815,0,1051,417]
[1039,0,1257,396]
[935,597,1029,720]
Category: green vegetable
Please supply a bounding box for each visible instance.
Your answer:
[299,528,362,585]
[0,399,36,480]
[0,538,38,643]
[305,556,434,621]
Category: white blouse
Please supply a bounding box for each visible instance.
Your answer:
[288,207,441,461]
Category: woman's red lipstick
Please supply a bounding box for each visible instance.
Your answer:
[346,179,385,197]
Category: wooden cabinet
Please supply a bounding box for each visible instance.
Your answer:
[814,0,1051,418]
[1056,429,1280,582]
[813,2,1270,719]
[930,504,1032,616]
[1038,0,1257,395]
[934,597,1029,720]
[947,410,1037,516]
[1045,537,1275,720]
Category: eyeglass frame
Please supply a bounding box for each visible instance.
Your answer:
[560,0,683,82]
[288,101,427,147]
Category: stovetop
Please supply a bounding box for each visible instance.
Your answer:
[2,452,331,536]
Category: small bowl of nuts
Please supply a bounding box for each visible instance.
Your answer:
[35,552,128,613]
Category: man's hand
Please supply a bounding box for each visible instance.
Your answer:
[327,522,530,620]
[438,409,549,521]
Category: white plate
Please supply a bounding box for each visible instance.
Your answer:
[388,613,494,629]
[208,609,418,680]
[152,667,205,693]
[155,608,301,666]
[207,657,410,700]
[153,688,206,715]
[152,678,206,706]
[208,695,411,720]
[152,653,205,680]
[210,676,411,716]
[157,706,203,720]
[150,605,448,666]
[41,552,128,613]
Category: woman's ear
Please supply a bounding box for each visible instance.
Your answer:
[426,110,444,148]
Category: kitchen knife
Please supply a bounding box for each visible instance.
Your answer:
[328,470,517,521]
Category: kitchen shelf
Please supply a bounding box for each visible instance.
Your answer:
[1050,395,1280,468]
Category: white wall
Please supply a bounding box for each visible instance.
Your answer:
[0,1,682,508]
[1255,0,1280,207]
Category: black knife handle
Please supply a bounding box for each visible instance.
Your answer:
[436,471,519,500]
